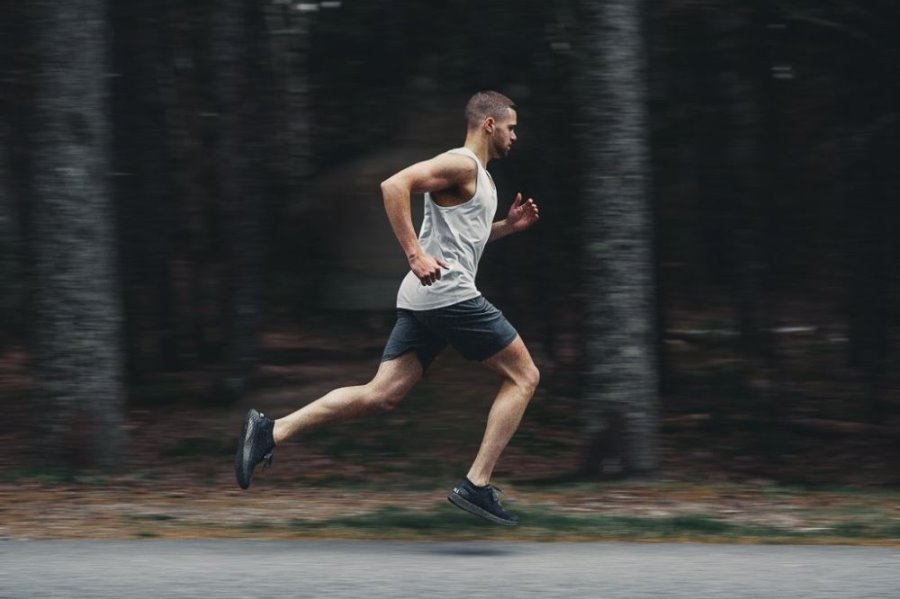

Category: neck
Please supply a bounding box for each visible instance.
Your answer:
[463,134,491,168]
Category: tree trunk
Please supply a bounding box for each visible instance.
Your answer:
[211,0,268,402]
[136,1,179,372]
[31,0,125,467]
[264,2,313,271]
[109,0,143,383]
[579,0,659,475]
[0,122,22,345]
[0,2,34,346]
[714,7,766,357]
[645,2,672,396]
[848,131,892,423]
[839,8,897,423]
[111,0,180,381]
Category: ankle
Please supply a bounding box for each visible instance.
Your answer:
[272,419,285,445]
[466,475,489,488]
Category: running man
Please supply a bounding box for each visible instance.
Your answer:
[235,90,540,525]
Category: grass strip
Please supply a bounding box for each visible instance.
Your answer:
[270,506,900,543]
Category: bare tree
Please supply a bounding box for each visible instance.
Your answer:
[579,0,659,475]
[211,0,271,402]
[31,0,125,467]
[0,122,22,344]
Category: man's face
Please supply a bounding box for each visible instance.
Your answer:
[488,108,517,159]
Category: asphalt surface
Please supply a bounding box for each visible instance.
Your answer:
[2,540,898,598]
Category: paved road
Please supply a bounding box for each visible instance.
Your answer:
[2,540,898,598]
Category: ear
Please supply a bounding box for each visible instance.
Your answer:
[483,117,495,133]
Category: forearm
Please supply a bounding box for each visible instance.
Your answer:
[488,219,515,242]
[381,179,422,259]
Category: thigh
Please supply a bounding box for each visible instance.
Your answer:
[382,309,447,370]
[427,296,518,362]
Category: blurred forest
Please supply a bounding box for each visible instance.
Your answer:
[1,0,899,480]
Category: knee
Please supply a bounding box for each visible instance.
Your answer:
[364,383,405,413]
[517,363,540,396]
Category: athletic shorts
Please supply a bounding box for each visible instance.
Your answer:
[381,296,519,369]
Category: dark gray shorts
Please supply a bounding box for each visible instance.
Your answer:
[382,296,518,369]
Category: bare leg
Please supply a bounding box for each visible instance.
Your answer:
[466,336,540,486]
[273,352,423,445]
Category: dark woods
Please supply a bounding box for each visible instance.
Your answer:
[0,1,898,473]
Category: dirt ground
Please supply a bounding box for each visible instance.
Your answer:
[2,320,900,543]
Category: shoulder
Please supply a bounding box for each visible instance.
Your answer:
[412,151,476,189]
[430,150,478,177]
[382,149,476,195]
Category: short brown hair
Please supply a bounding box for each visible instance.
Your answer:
[465,91,516,130]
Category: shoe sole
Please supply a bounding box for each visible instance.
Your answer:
[234,410,255,490]
[447,491,518,526]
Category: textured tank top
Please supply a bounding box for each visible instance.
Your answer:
[396,147,498,310]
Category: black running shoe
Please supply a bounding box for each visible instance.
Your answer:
[448,479,519,526]
[235,409,275,490]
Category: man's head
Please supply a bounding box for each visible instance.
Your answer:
[465,90,517,159]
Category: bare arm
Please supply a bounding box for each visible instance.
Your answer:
[489,193,540,242]
[380,153,475,285]
[489,220,514,242]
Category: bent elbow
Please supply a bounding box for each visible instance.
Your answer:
[381,177,409,206]
[380,177,398,195]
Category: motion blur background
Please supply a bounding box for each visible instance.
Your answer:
[1,0,898,490]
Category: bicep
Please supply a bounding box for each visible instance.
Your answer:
[384,154,474,195]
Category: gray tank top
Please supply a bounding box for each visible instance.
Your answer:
[396,147,498,310]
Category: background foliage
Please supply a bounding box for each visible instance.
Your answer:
[1,0,898,479]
